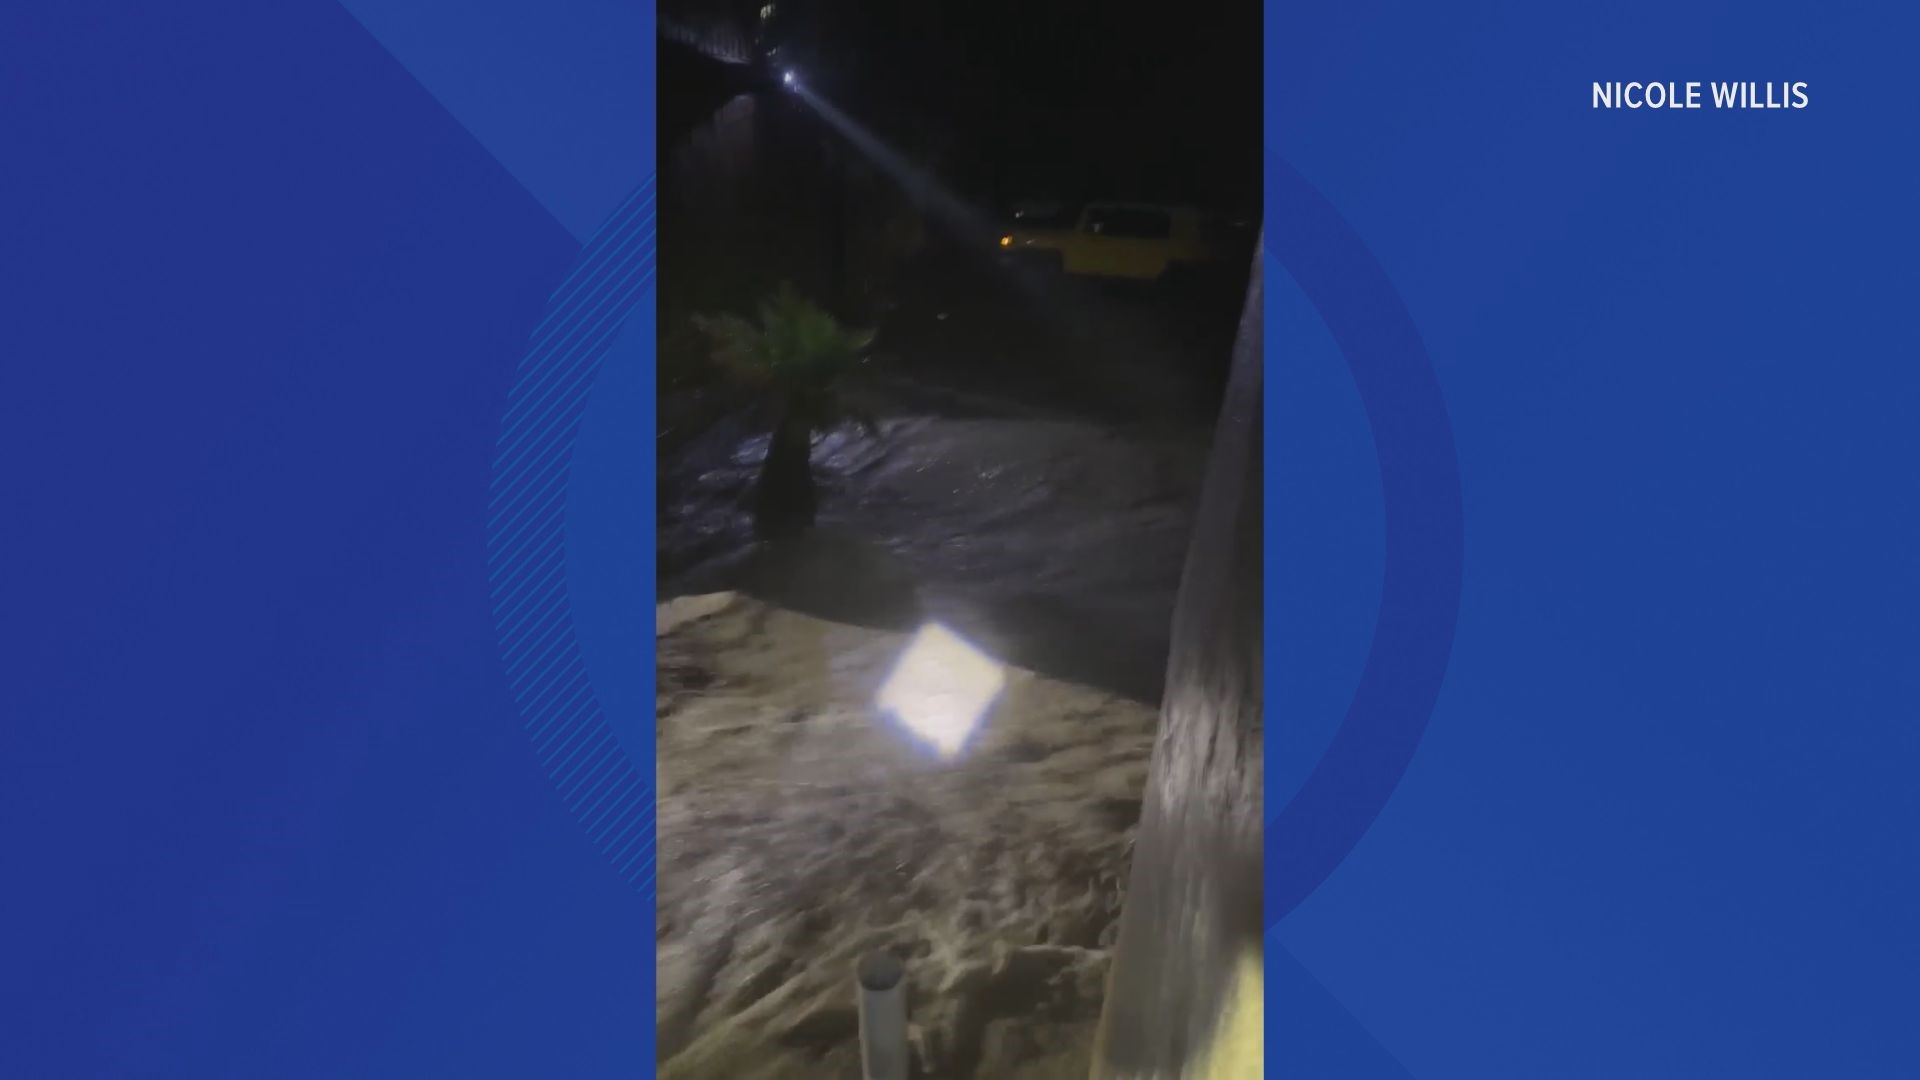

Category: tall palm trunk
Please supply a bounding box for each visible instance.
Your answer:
[1092,238,1264,1077]
[752,407,816,538]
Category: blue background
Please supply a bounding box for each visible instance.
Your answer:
[2,0,1916,1077]
[1269,1,1920,1076]
[1,1,651,1075]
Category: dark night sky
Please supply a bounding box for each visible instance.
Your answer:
[786,0,1262,207]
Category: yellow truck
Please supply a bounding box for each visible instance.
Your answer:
[998,201,1228,282]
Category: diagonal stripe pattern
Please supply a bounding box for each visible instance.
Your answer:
[487,175,658,894]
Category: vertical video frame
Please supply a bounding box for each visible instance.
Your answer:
[655,0,1263,1073]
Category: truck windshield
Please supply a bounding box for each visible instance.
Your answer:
[1010,205,1080,230]
[1085,207,1172,239]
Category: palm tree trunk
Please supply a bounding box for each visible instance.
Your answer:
[1092,237,1264,1077]
[753,410,816,538]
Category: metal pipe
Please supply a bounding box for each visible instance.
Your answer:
[856,950,908,1080]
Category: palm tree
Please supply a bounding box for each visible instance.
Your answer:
[693,284,878,538]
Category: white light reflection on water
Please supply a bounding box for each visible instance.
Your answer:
[874,622,1005,758]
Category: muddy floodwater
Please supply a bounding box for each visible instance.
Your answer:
[653,328,1254,1076]
[653,136,1256,1070]
[656,592,1159,1078]
[662,410,1209,705]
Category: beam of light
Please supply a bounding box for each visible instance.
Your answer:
[874,623,1006,759]
[788,83,1000,251]
[789,82,1121,346]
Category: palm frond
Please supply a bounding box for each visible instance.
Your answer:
[692,284,875,397]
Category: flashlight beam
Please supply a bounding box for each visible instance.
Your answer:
[788,85,997,250]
